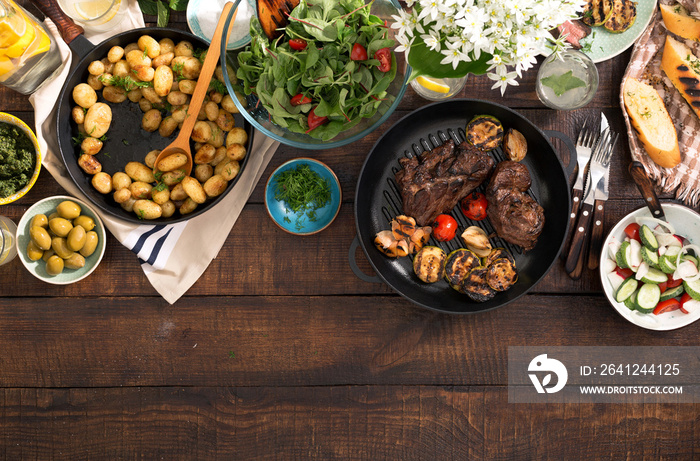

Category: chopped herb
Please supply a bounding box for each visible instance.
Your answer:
[107,75,152,91]
[143,47,148,59]
[273,163,331,230]
[103,152,111,158]
[172,63,185,80]
[209,79,228,95]
[228,351,236,358]
[122,139,129,145]
[154,181,168,192]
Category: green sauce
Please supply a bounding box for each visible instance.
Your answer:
[0,122,35,198]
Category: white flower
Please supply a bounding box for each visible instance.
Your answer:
[440,40,470,69]
[421,30,442,52]
[391,10,415,38]
[488,65,519,95]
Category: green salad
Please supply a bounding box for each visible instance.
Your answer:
[236,0,397,141]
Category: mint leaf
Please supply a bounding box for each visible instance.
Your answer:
[540,70,586,97]
[137,0,159,15]
[169,0,188,11]
[156,0,170,27]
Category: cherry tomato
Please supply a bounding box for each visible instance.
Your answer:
[289,39,308,51]
[306,106,328,132]
[624,223,640,241]
[680,292,693,314]
[616,267,634,279]
[375,47,392,72]
[653,298,681,315]
[460,192,488,221]
[667,275,683,288]
[432,214,458,242]
[290,93,312,106]
[351,43,368,61]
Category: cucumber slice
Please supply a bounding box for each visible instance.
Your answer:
[635,283,661,313]
[615,276,638,303]
[616,241,631,269]
[683,278,700,301]
[682,255,699,267]
[624,290,638,310]
[659,249,680,274]
[641,246,660,268]
[659,284,684,302]
[640,267,669,284]
[639,224,659,250]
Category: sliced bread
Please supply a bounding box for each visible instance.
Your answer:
[622,78,681,168]
[661,35,700,120]
[660,3,700,41]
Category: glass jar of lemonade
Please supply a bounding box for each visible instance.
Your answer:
[0,0,63,94]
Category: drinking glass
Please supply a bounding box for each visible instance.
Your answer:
[410,74,468,101]
[56,0,127,33]
[536,49,599,111]
[0,215,17,266]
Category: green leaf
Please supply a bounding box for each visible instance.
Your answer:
[539,70,586,97]
[137,0,159,15]
[156,0,170,27]
[169,0,188,12]
[407,35,491,80]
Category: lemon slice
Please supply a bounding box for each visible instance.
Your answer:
[75,0,118,22]
[416,75,450,94]
[1,21,35,58]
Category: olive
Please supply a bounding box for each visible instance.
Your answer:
[41,248,55,262]
[30,214,48,229]
[49,217,73,237]
[51,237,75,259]
[45,255,64,276]
[48,212,59,221]
[26,240,44,261]
[64,253,86,270]
[73,215,95,232]
[66,225,87,252]
[57,200,81,219]
[80,231,99,257]
[29,225,52,250]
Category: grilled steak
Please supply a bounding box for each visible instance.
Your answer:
[395,140,495,226]
[485,161,544,251]
[555,20,592,49]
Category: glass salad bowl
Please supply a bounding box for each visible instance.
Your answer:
[219,0,409,149]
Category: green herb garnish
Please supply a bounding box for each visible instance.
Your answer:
[273,164,331,230]
[540,70,586,97]
[209,79,228,95]
[107,75,152,92]
[137,0,188,27]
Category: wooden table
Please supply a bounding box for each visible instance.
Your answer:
[1,6,698,460]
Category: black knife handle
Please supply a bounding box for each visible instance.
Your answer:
[628,161,665,220]
[561,187,584,260]
[588,199,606,270]
[565,201,594,277]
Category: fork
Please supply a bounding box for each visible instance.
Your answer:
[565,129,617,279]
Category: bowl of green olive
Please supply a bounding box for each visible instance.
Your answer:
[16,195,106,285]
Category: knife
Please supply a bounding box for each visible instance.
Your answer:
[629,161,666,221]
[587,113,611,270]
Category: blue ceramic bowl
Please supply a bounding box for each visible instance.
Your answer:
[265,158,342,235]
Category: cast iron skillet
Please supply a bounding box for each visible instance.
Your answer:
[31,0,253,224]
[350,99,576,314]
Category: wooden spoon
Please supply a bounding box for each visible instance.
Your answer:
[256,0,300,40]
[154,0,240,176]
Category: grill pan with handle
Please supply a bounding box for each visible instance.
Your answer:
[29,0,253,224]
[350,99,576,314]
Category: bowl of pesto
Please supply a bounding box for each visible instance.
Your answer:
[0,113,41,205]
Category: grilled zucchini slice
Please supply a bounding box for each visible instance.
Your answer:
[486,258,518,291]
[466,115,504,151]
[581,0,614,27]
[461,266,497,302]
[445,248,480,291]
[603,0,636,33]
[413,246,447,283]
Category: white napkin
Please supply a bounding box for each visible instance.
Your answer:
[30,1,279,304]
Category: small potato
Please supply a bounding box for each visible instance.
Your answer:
[133,199,162,220]
[160,200,176,218]
[112,171,132,190]
[161,169,186,186]
[49,217,73,237]
[66,225,87,252]
[72,106,86,124]
[125,161,155,183]
[30,214,48,229]
[191,120,212,143]
[171,106,188,124]
[153,65,173,97]
[113,60,130,78]
[203,174,228,197]
[64,253,86,270]
[204,101,219,121]
[166,90,188,106]
[98,72,113,86]
[52,237,74,259]
[72,83,97,108]
[171,80,179,92]
[179,197,198,215]
[113,188,131,204]
[194,144,216,164]
[124,42,139,54]
[178,79,196,95]
[226,143,246,162]
[211,146,227,166]
[169,182,188,201]
[215,159,240,181]
[102,85,127,103]
[144,150,160,169]
[134,65,154,82]
[139,98,153,113]
[158,116,178,138]
[138,35,160,58]
[73,215,95,232]
[226,127,248,146]
[220,94,237,113]
[84,102,112,138]
[88,60,105,76]
[57,201,81,219]
[216,64,236,85]
[126,49,151,69]
[80,231,99,257]
[78,153,102,175]
[151,185,170,205]
[209,90,223,104]
[45,255,64,276]
[100,58,114,74]
[142,108,162,132]
[130,181,153,199]
[181,57,202,80]
[159,38,175,54]
[141,86,163,104]
[152,51,174,68]
[156,153,188,172]
[181,176,207,204]
[91,171,113,194]
[77,123,86,136]
[87,74,103,91]
[26,240,44,261]
[207,122,224,147]
[197,104,207,121]
[194,164,213,183]
[107,45,124,63]
[30,226,52,250]
[81,137,102,155]
[215,109,235,131]
[174,40,194,57]
[127,88,143,103]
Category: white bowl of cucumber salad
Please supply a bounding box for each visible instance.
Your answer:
[600,203,700,331]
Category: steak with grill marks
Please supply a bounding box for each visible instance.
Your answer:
[395,139,495,226]
[485,161,544,251]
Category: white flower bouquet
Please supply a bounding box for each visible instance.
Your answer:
[391,0,587,94]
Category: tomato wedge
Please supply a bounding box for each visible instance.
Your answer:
[653,298,681,315]
[658,280,668,294]
[289,39,307,51]
[306,106,328,132]
[680,292,693,314]
[616,267,634,279]
[290,93,312,106]
[667,275,683,288]
[624,223,640,241]
[375,47,392,72]
[350,43,368,61]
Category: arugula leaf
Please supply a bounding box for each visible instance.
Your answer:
[540,70,586,97]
